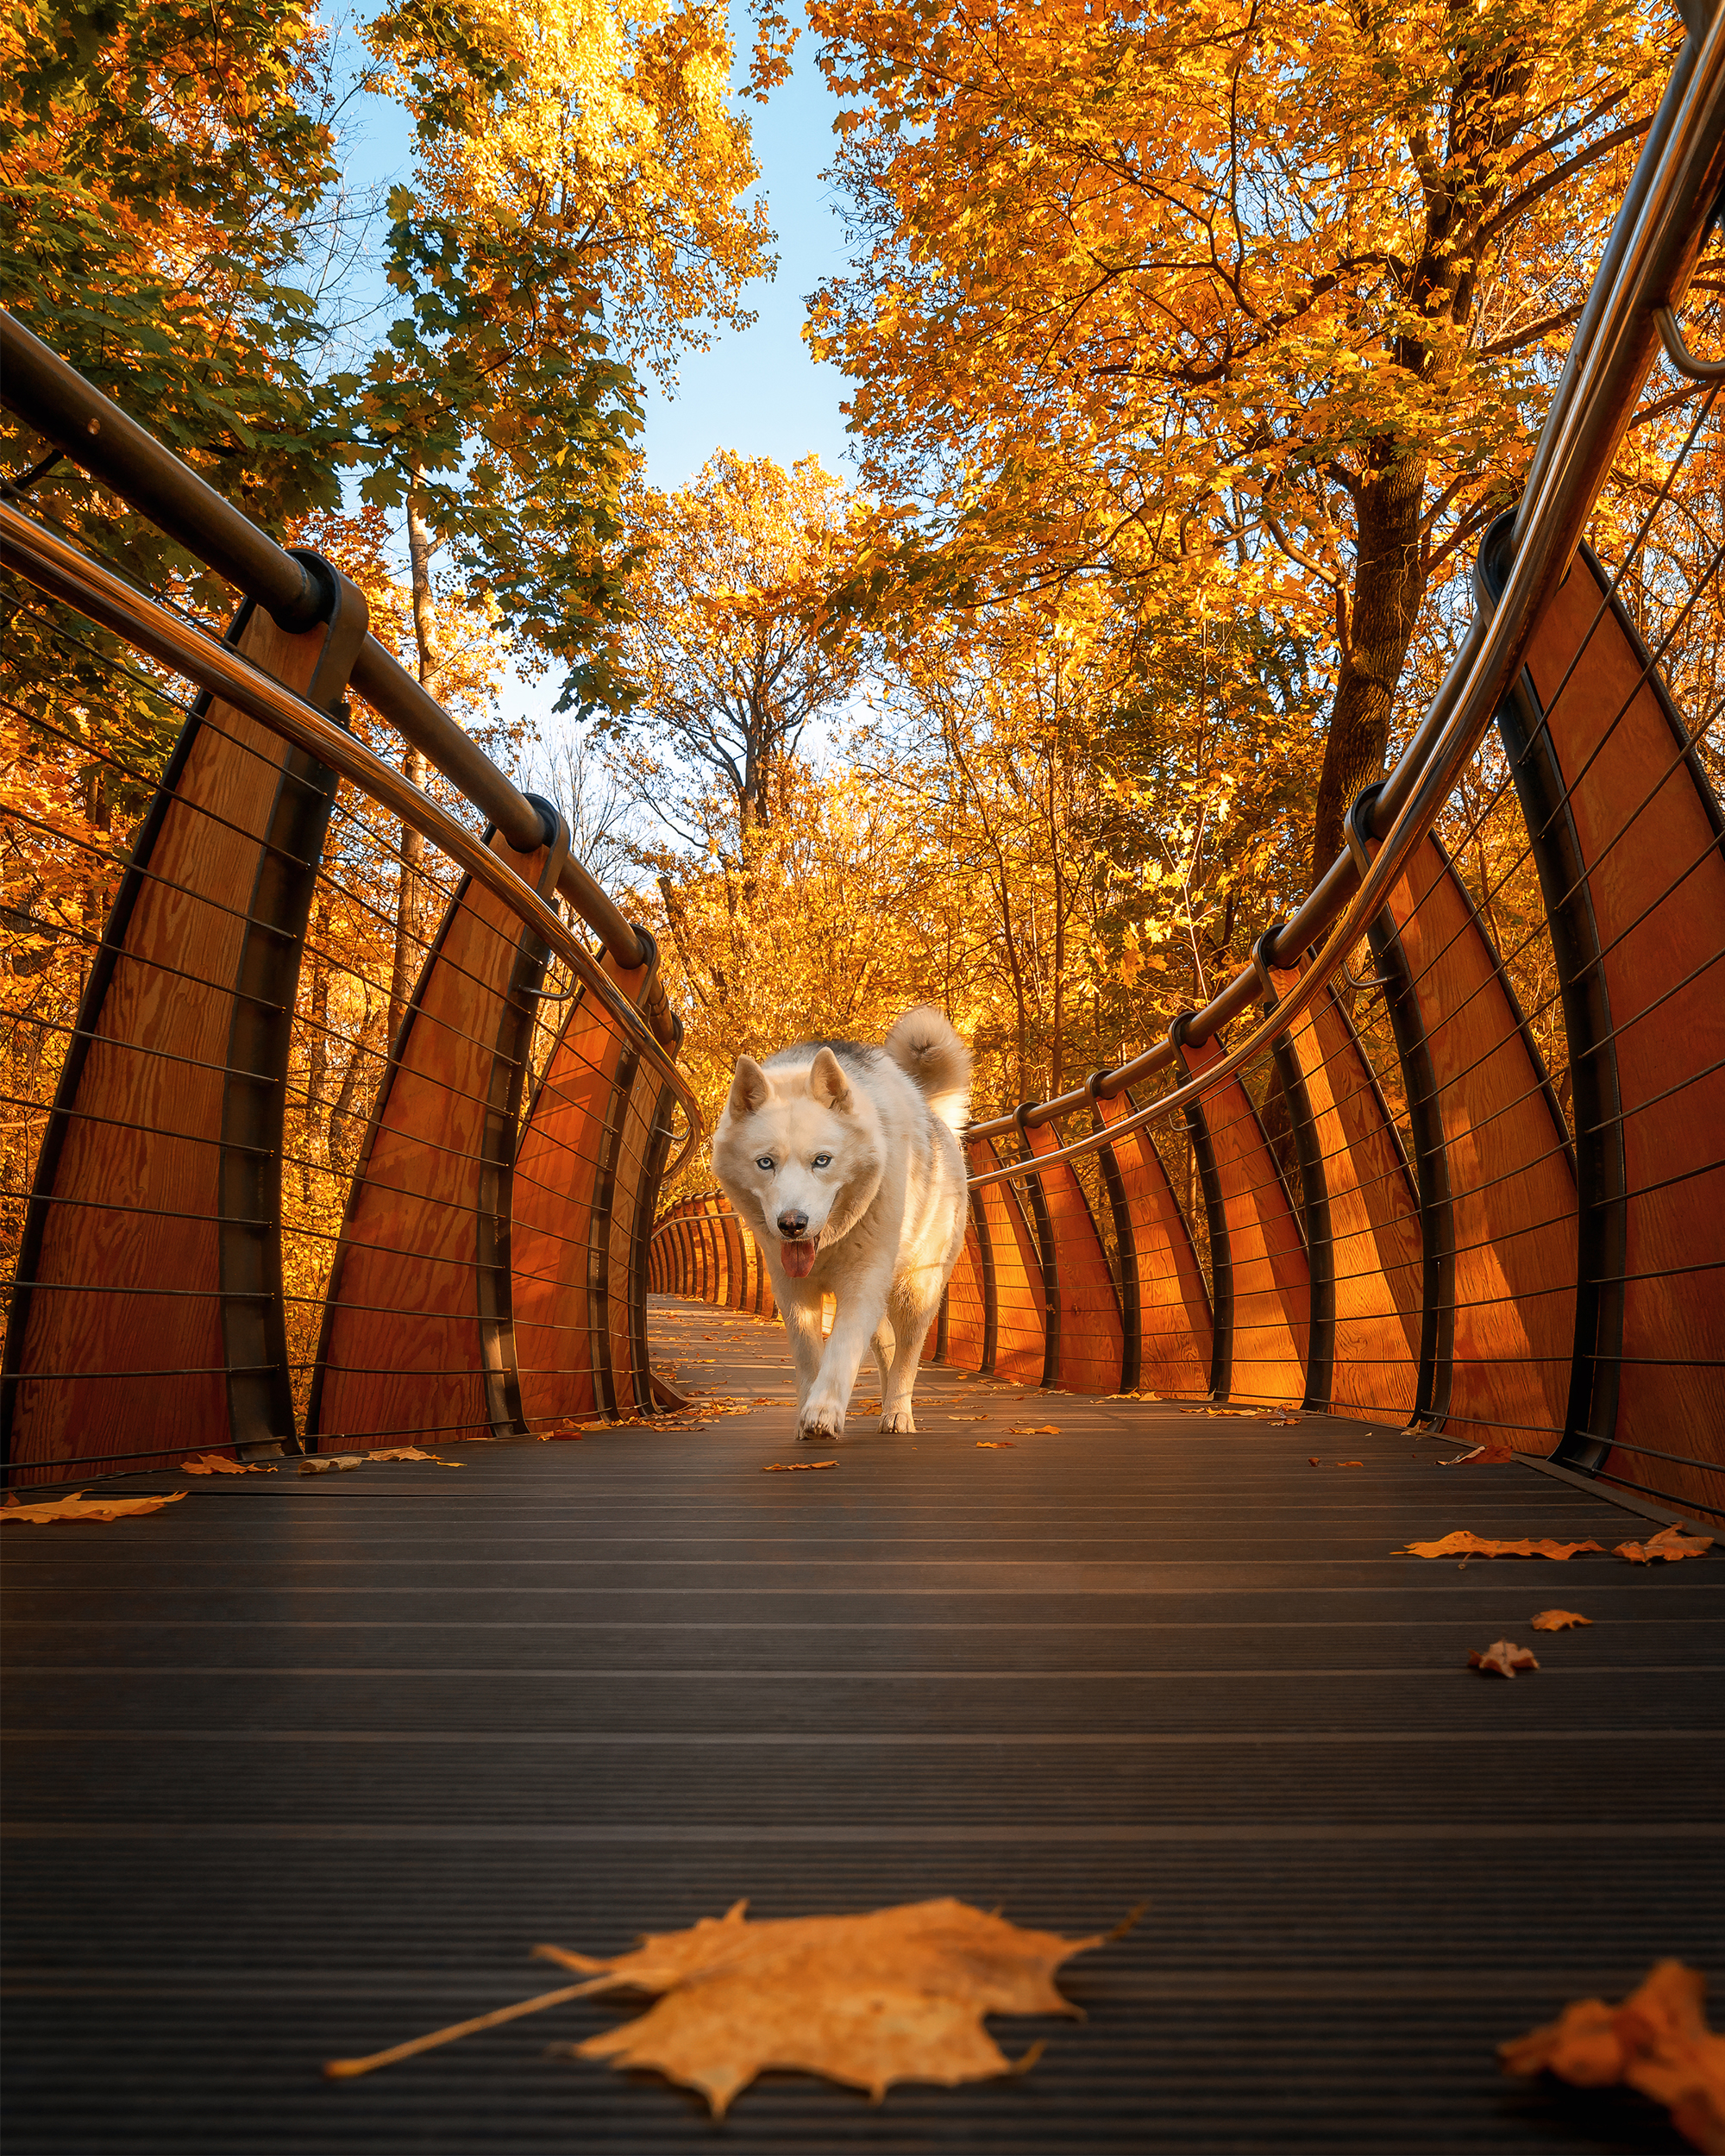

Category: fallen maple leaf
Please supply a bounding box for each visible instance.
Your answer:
[1501,1961,1725,2154]
[1532,1609,1592,1632]
[762,1461,838,1472]
[950,1415,988,1423]
[367,1447,464,1467]
[1616,1526,1715,1564]
[1401,1532,1605,1561]
[1308,1457,1321,1467]
[2,1490,187,1524]
[1009,1424,1060,1435]
[1336,1460,1364,1468]
[298,1455,363,1476]
[325,1898,1126,2115]
[179,1453,275,1476]
[1469,1639,1540,1677]
[975,1440,1015,1450]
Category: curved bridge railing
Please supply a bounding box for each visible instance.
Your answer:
[653,10,1725,1528]
[0,327,700,1487]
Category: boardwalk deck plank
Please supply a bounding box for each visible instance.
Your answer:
[3,1295,1721,2153]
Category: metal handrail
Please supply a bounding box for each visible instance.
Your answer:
[966,5,1725,1187]
[0,307,681,1047]
[0,497,702,1179]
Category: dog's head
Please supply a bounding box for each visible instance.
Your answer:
[712,1049,884,1279]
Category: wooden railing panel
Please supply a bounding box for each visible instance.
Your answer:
[1091,1091,1212,1400]
[1270,969,1423,1422]
[513,983,615,1429]
[1021,1118,1123,1393]
[1516,548,1725,1514]
[941,1225,988,1373]
[4,594,359,1479]
[1174,1031,1308,1404]
[308,824,561,1448]
[1377,834,1577,1454]
[965,1139,1045,1385]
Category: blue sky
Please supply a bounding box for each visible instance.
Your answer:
[323,5,857,756]
[327,6,856,492]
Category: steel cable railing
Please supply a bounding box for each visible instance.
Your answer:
[0,377,701,1487]
[654,5,1725,1526]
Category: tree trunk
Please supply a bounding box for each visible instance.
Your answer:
[390,477,436,1037]
[1308,442,1427,886]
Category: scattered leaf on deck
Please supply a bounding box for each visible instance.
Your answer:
[368,1447,464,1467]
[2,1490,187,1524]
[950,1415,988,1422]
[1308,1457,1321,1466]
[1469,1639,1540,1677]
[179,1454,274,1476]
[1336,1460,1364,1469]
[325,1897,1131,2114]
[298,1455,364,1475]
[1615,1526,1715,1565]
[1499,1960,1725,2155]
[1009,1425,1061,1435]
[548,1897,1116,2115]
[1437,1445,1488,1467]
[1531,1609,1592,1632]
[762,1461,838,1473]
[975,1440,1015,1450]
[1401,1532,1604,1561]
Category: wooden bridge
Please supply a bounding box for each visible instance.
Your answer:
[3,11,1724,2151]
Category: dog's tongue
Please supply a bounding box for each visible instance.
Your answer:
[781,1238,817,1278]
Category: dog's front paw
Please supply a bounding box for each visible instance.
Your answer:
[798,1399,845,1443]
[879,1405,916,1434]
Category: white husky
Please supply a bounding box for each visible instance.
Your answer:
[713,1007,972,1440]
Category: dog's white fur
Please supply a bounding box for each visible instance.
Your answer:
[713,1008,971,1440]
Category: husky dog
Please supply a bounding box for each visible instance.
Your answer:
[713,1007,972,1441]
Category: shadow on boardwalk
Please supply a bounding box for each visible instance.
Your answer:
[3,1294,1721,2152]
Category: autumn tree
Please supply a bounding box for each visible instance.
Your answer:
[807,0,1677,880]
[615,452,868,836]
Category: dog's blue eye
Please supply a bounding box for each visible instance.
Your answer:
[756,1156,774,1171]
[812,1153,832,1169]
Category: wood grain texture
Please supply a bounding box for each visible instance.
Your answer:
[1020,1117,1124,1393]
[1174,1031,1308,1405]
[511,955,649,1431]
[1092,1089,1213,1400]
[8,610,335,1480]
[1270,968,1422,1422]
[1520,552,1725,1516]
[310,831,555,1447]
[963,1139,1047,1386]
[1380,835,1576,1454]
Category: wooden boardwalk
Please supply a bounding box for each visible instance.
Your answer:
[3,1294,1721,2152]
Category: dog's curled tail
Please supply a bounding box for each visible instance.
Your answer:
[883,1006,972,1130]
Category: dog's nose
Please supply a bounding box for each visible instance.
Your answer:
[777,1209,808,1238]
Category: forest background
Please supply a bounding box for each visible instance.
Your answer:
[3,0,1720,1305]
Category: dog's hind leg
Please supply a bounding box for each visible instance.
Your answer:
[878,1287,939,1433]
[870,1315,895,1405]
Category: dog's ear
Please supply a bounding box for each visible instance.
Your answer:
[728,1056,771,1117]
[808,1046,851,1111]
